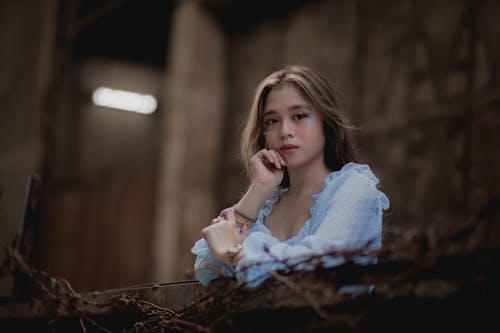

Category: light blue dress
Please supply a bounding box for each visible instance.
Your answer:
[191,162,390,288]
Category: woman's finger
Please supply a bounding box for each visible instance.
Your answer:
[201,225,210,237]
[274,150,286,166]
[269,150,283,169]
[260,149,278,169]
[225,208,236,223]
[219,207,233,218]
[211,216,224,224]
[240,224,249,239]
[251,150,273,170]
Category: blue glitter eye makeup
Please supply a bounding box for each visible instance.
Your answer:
[306,115,312,126]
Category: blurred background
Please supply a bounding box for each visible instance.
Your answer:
[0,0,499,293]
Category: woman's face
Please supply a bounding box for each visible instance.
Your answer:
[262,84,326,169]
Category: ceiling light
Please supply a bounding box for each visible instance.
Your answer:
[92,87,157,114]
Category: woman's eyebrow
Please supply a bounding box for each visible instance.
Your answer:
[263,110,277,117]
[263,104,309,117]
[288,104,309,111]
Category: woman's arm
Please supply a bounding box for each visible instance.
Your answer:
[191,149,285,284]
[234,182,274,223]
[190,184,273,285]
[234,149,286,220]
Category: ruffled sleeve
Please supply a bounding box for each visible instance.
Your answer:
[234,163,390,287]
[191,238,229,285]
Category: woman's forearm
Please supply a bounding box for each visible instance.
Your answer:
[234,181,275,222]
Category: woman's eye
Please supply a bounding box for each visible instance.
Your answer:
[294,113,309,120]
[264,119,278,126]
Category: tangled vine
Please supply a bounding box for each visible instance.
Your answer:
[1,198,499,332]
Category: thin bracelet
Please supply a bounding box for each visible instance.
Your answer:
[233,205,257,223]
[235,216,253,227]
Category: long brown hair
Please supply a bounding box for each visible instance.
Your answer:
[240,65,359,184]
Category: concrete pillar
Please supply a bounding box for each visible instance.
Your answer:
[153,1,226,282]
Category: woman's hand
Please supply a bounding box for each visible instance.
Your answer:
[226,150,285,226]
[250,149,286,190]
[202,209,248,266]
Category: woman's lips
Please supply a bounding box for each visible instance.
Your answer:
[280,145,298,153]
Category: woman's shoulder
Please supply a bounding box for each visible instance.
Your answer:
[323,162,381,190]
[319,162,389,208]
[334,162,390,208]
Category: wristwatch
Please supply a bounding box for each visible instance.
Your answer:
[227,243,243,267]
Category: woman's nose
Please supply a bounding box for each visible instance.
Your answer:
[280,119,294,138]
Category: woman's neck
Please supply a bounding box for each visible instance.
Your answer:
[286,162,331,197]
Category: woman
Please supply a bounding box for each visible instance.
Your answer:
[191,65,390,288]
